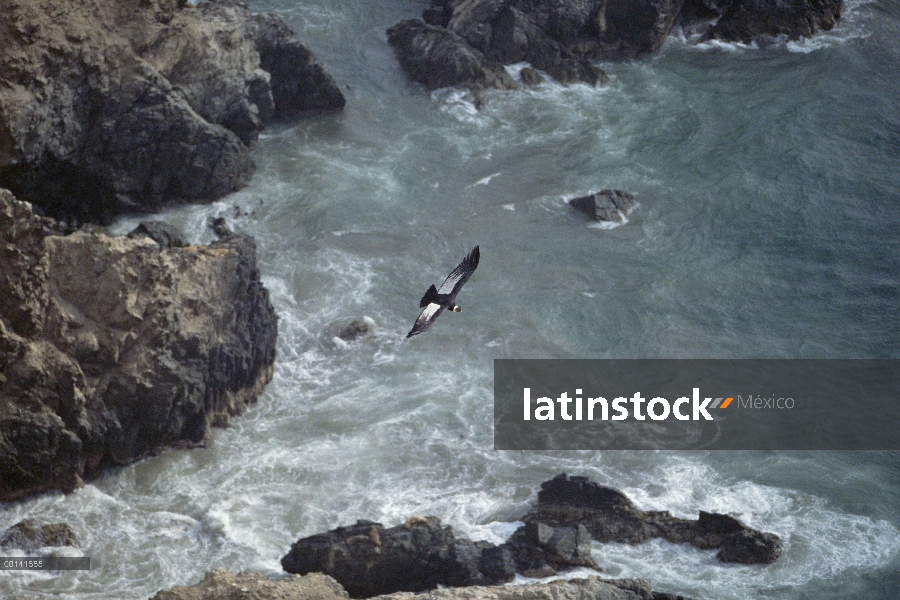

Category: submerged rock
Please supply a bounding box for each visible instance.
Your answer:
[0,520,79,553]
[281,516,516,597]
[0,0,343,223]
[0,189,278,501]
[569,190,638,223]
[337,318,373,342]
[526,474,783,564]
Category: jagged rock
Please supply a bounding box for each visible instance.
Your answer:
[151,569,350,600]
[519,67,545,86]
[281,516,516,598]
[525,475,783,564]
[569,190,638,223]
[0,520,79,552]
[0,0,342,223]
[248,13,346,117]
[387,20,518,92]
[0,189,277,501]
[502,521,599,577]
[127,222,187,249]
[705,0,843,42]
[593,0,687,58]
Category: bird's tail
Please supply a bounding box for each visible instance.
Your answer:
[419,284,438,308]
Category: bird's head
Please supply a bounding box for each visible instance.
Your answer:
[451,305,461,313]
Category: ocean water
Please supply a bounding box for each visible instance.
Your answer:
[3,0,900,598]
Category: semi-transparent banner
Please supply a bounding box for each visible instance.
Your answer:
[493,360,900,450]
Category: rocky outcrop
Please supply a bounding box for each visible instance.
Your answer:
[154,571,691,600]
[151,570,351,600]
[569,190,638,224]
[502,521,599,577]
[0,189,278,501]
[0,0,343,224]
[281,516,517,598]
[386,20,518,92]
[248,13,347,117]
[703,0,843,43]
[0,519,79,552]
[389,0,845,93]
[525,474,783,564]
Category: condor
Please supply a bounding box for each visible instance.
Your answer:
[407,246,480,338]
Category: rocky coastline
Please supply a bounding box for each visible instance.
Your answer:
[150,474,782,599]
[387,0,844,92]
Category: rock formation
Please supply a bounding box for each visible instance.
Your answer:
[0,0,344,224]
[0,189,278,501]
[153,570,693,600]
[0,519,79,552]
[569,190,638,224]
[524,474,783,564]
[388,0,845,93]
[281,516,517,598]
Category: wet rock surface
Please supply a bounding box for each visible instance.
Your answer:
[525,474,783,564]
[388,0,844,93]
[569,190,638,223]
[0,189,278,501]
[281,516,517,598]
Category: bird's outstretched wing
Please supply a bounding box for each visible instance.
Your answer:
[437,245,480,296]
[406,302,446,338]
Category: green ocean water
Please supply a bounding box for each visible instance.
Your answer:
[2,0,900,598]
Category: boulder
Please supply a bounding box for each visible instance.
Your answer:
[0,189,278,501]
[705,0,843,42]
[281,516,516,597]
[387,20,518,92]
[0,519,79,552]
[525,474,783,564]
[502,521,599,577]
[248,13,346,117]
[569,190,638,223]
[0,0,342,224]
[337,319,372,342]
[127,221,188,249]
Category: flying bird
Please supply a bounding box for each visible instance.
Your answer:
[407,246,480,338]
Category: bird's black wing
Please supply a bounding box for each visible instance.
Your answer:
[436,245,480,297]
[406,301,446,338]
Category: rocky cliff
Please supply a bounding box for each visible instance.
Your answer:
[0,0,344,224]
[0,188,278,501]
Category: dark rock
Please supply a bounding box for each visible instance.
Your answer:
[0,519,79,552]
[522,474,783,564]
[281,516,516,597]
[337,319,372,342]
[519,67,545,86]
[705,0,843,43]
[569,190,638,223]
[502,520,599,576]
[0,189,277,501]
[0,0,342,224]
[209,217,232,239]
[127,221,187,248]
[593,0,686,58]
[248,13,346,117]
[387,20,518,92]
